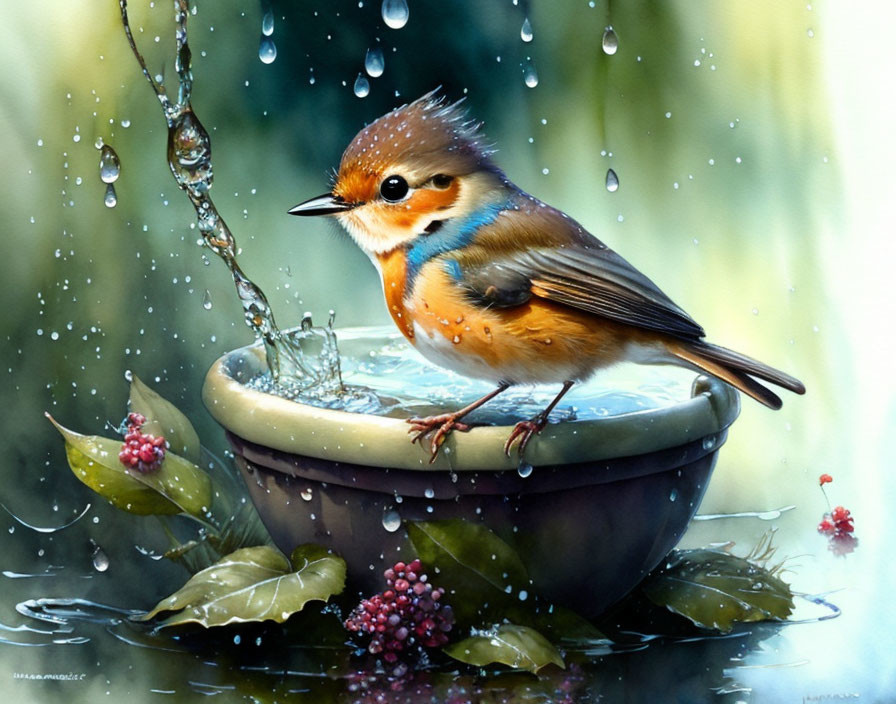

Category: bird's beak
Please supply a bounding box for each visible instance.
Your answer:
[288,193,357,217]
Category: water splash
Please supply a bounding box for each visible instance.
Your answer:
[381,0,409,29]
[602,27,619,55]
[120,0,343,393]
[365,47,385,77]
[1,502,91,534]
[520,17,533,42]
[693,505,797,522]
[605,168,619,192]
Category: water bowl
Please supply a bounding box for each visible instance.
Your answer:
[202,326,740,618]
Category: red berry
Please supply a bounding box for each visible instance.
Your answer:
[818,518,835,534]
[831,506,850,523]
[818,473,833,486]
[394,578,410,592]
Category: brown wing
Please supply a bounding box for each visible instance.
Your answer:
[451,243,704,340]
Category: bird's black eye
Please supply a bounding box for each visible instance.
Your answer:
[380,175,409,202]
[431,174,454,189]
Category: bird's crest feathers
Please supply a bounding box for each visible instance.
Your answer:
[334,89,495,204]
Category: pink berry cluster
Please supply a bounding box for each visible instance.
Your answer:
[118,412,167,473]
[344,559,454,663]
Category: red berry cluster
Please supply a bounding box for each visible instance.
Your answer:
[815,473,858,555]
[344,559,454,663]
[118,412,167,473]
[817,505,854,536]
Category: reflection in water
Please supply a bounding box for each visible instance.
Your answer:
[10,593,809,702]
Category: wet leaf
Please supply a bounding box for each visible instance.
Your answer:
[129,374,201,464]
[444,624,565,674]
[407,519,531,625]
[641,548,794,632]
[47,413,212,518]
[138,545,346,628]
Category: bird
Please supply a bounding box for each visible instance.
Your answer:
[289,90,805,461]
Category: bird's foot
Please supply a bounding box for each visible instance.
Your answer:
[503,414,549,457]
[407,413,472,463]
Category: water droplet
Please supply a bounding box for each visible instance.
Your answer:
[702,435,716,450]
[517,462,533,478]
[669,488,678,502]
[258,36,277,64]
[300,487,313,501]
[382,509,401,532]
[365,47,385,77]
[103,183,118,208]
[602,27,618,55]
[99,145,121,184]
[261,9,275,36]
[202,289,213,310]
[381,0,409,29]
[523,57,538,88]
[91,541,110,572]
[520,17,533,42]
[518,590,528,601]
[353,73,370,98]
[605,168,619,192]
[424,488,435,499]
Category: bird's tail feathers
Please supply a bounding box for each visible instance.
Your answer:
[665,340,805,410]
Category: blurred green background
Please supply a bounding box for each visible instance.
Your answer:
[2,0,894,701]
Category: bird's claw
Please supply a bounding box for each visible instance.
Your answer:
[407,414,471,463]
[503,415,548,457]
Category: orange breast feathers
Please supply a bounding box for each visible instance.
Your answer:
[389,258,645,384]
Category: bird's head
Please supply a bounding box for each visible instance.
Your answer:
[289,90,505,255]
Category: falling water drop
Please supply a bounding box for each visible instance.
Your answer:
[517,462,533,478]
[602,27,619,55]
[300,487,313,501]
[669,488,679,502]
[261,9,275,36]
[520,17,533,42]
[99,144,121,184]
[258,36,277,64]
[381,0,409,29]
[605,168,619,192]
[90,540,110,572]
[365,47,385,77]
[202,289,213,310]
[382,509,401,533]
[353,73,371,98]
[523,57,538,88]
[103,183,118,208]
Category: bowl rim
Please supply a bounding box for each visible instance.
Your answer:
[202,326,740,472]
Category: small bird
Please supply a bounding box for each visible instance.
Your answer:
[290,91,804,460]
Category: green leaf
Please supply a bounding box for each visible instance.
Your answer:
[129,374,201,464]
[137,545,346,628]
[444,624,565,674]
[641,548,794,632]
[407,519,531,625]
[47,413,212,518]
